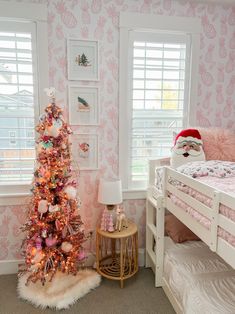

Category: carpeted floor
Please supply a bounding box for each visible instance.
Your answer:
[0,268,175,314]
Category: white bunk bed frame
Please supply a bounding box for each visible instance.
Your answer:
[146,157,235,314]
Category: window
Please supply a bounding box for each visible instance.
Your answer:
[130,32,189,187]
[0,3,48,194]
[9,131,16,146]
[119,13,200,192]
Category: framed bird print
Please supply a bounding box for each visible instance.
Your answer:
[67,38,99,81]
[68,85,99,125]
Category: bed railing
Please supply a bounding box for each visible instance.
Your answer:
[164,166,235,268]
[146,162,235,287]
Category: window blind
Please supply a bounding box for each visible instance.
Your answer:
[0,22,38,183]
[129,32,190,186]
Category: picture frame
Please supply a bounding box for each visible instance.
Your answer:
[67,38,99,81]
[71,133,99,170]
[68,85,99,126]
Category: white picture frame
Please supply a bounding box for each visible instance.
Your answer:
[67,38,99,81]
[71,133,99,170]
[68,85,99,126]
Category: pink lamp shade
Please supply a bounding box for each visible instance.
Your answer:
[98,179,122,205]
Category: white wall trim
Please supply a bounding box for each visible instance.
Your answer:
[0,2,47,22]
[120,13,201,34]
[123,190,146,200]
[188,32,200,127]
[0,194,30,206]
[138,248,145,267]
[0,259,24,275]
[0,250,145,275]
[0,183,31,206]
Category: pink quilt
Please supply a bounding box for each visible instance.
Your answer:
[169,161,235,247]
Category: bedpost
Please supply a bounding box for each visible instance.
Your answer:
[210,191,220,252]
[155,167,167,287]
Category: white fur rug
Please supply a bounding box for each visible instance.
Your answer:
[18,269,101,310]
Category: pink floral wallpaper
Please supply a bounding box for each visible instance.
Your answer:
[1,0,235,262]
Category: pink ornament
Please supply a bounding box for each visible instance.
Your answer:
[78,250,86,261]
[38,200,48,214]
[61,241,73,253]
[45,235,57,247]
[55,219,61,231]
[35,237,42,250]
[107,213,114,232]
[62,226,67,238]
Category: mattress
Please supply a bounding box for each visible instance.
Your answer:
[164,239,235,314]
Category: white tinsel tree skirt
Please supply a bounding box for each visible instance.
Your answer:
[18,269,101,310]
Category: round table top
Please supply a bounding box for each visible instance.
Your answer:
[97,220,137,238]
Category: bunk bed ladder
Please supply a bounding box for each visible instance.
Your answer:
[155,196,165,287]
[145,194,165,287]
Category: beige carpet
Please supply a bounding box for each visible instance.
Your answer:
[0,268,175,314]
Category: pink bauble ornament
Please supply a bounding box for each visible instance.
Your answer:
[64,186,77,199]
[78,250,85,261]
[61,241,73,253]
[38,200,48,214]
[45,235,57,247]
[35,237,42,250]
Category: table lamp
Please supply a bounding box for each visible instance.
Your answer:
[98,179,122,232]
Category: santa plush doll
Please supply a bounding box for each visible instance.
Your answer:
[170,129,206,169]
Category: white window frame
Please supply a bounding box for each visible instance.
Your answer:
[0,2,49,203]
[119,13,201,196]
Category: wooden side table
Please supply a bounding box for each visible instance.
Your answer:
[96,221,138,288]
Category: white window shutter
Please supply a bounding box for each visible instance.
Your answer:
[0,22,38,183]
[128,32,190,188]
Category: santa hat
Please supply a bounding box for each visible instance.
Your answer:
[174,129,203,146]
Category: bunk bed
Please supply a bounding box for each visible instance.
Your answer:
[146,157,235,314]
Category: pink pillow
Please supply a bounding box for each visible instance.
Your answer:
[165,214,200,243]
[198,128,235,162]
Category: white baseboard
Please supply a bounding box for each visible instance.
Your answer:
[0,249,145,275]
[138,248,145,267]
[0,259,24,275]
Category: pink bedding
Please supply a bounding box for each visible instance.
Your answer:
[169,161,235,247]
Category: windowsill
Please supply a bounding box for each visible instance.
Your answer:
[0,182,31,195]
[123,189,147,200]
